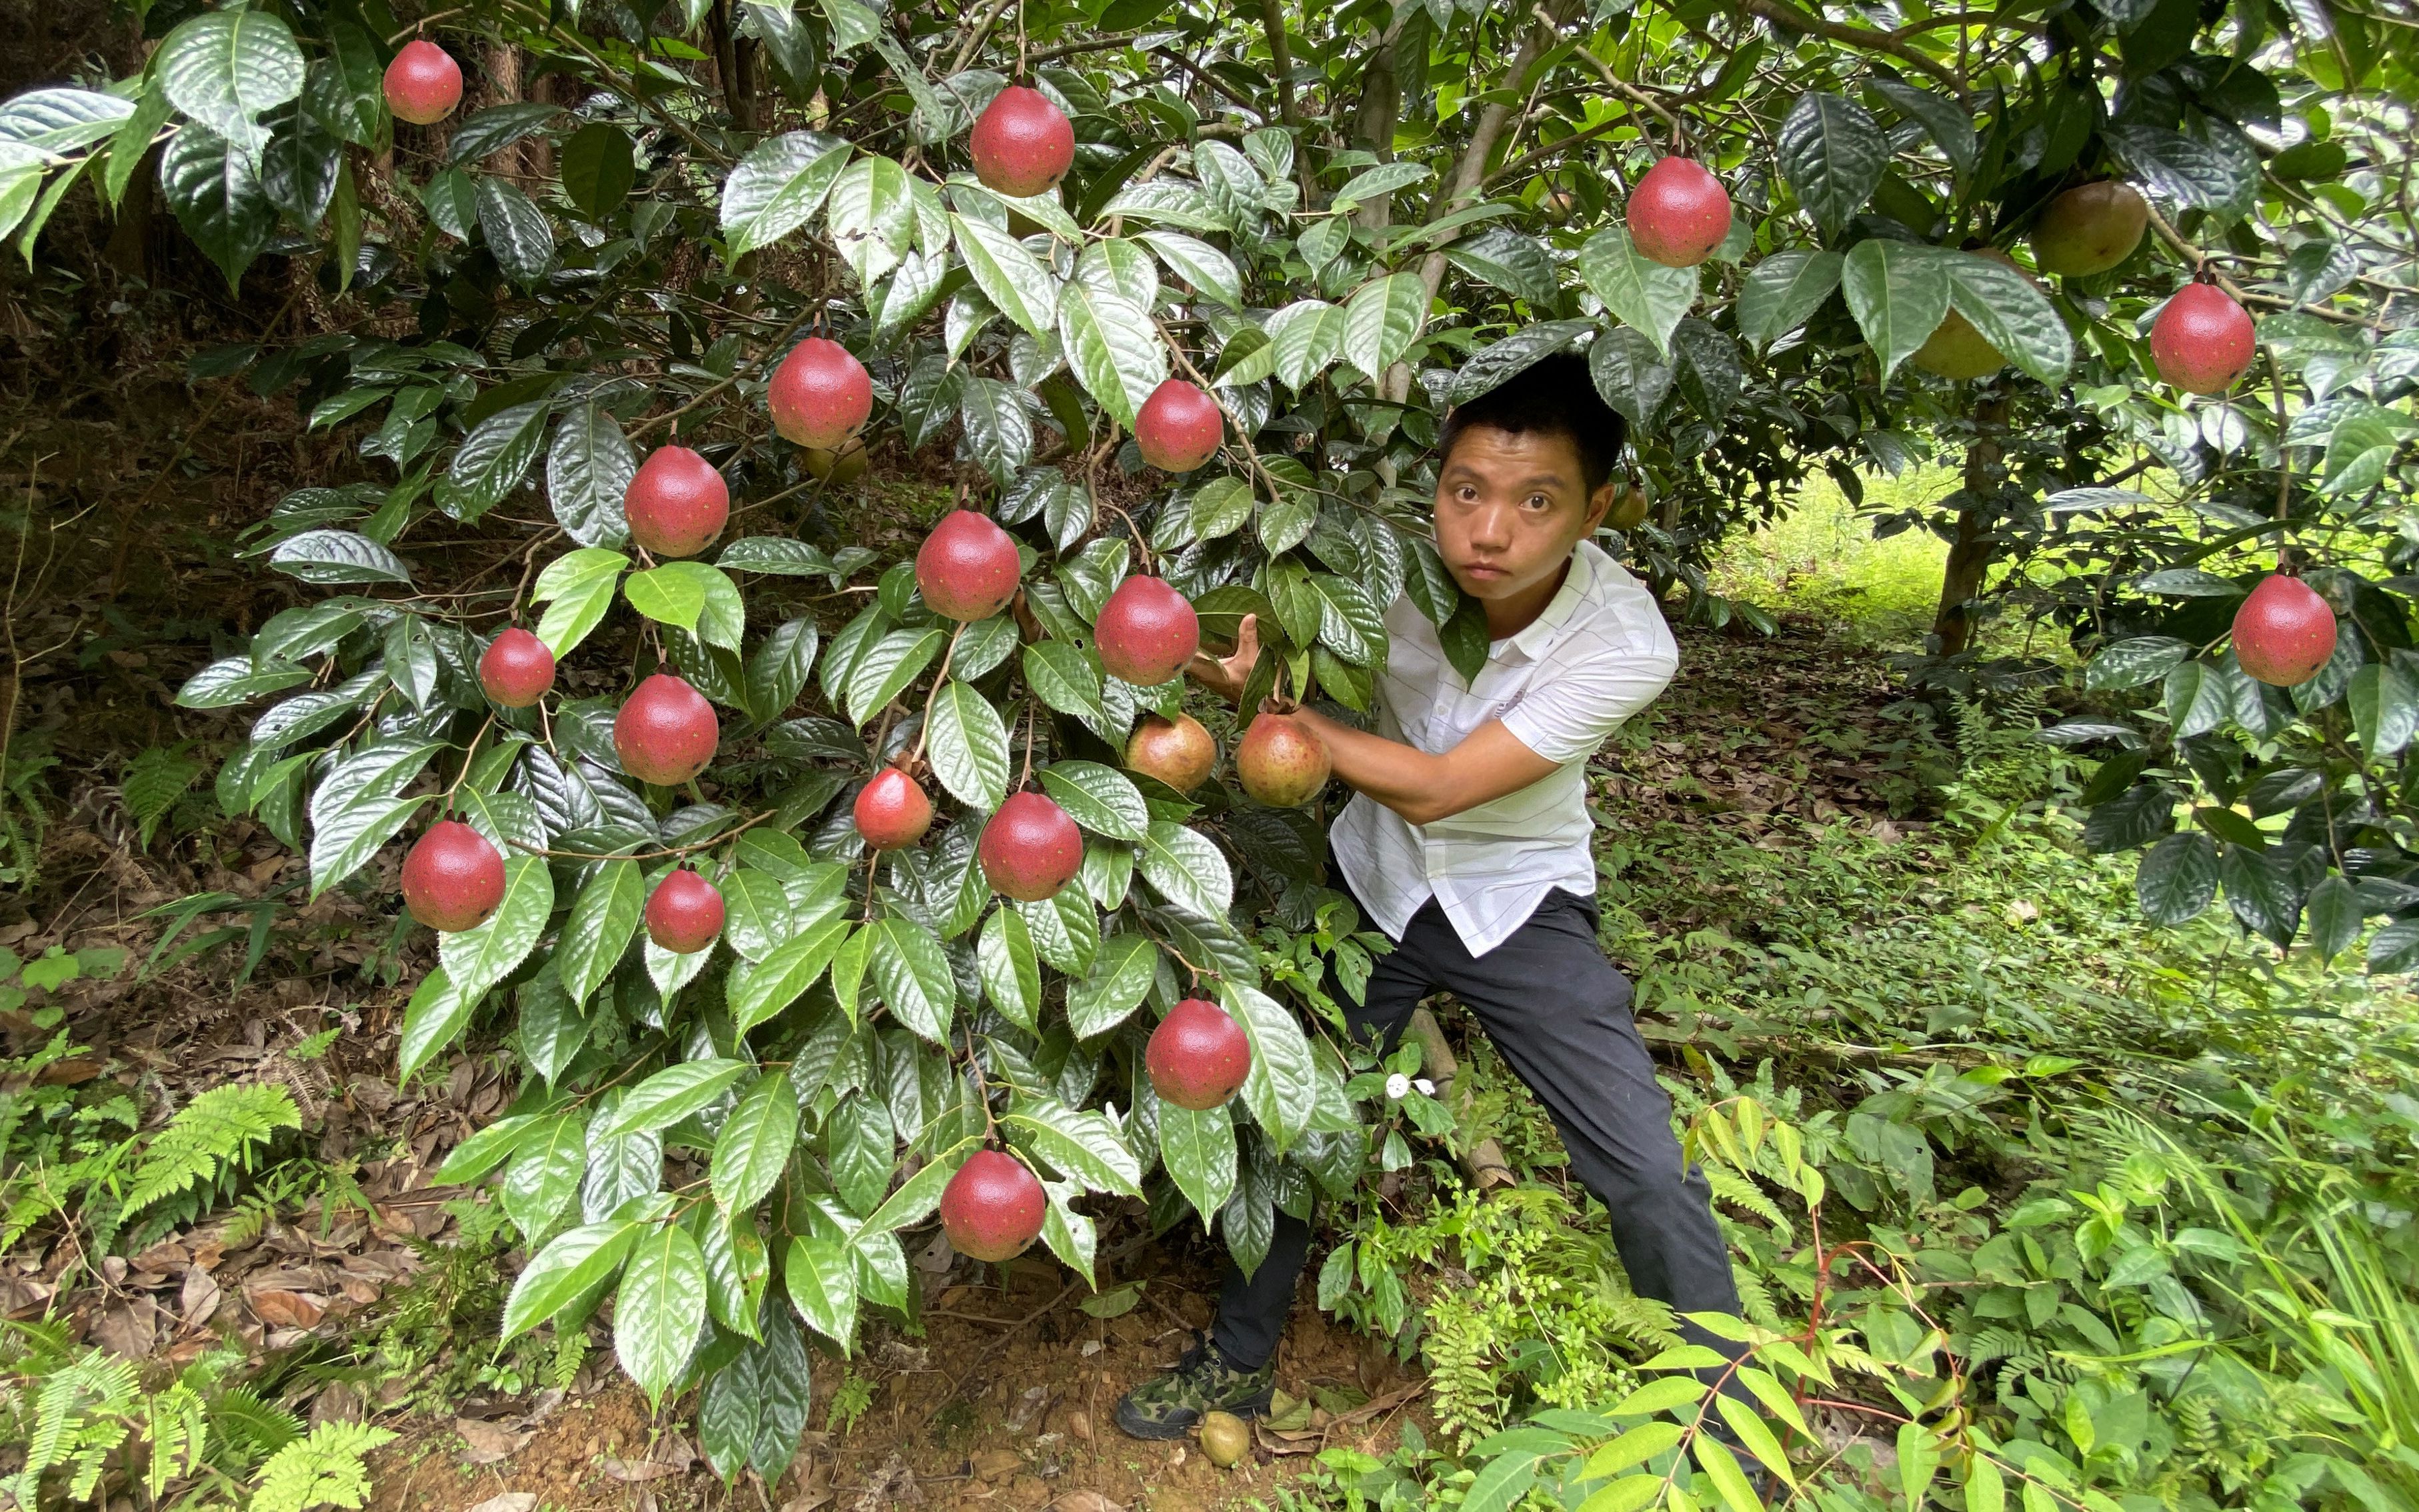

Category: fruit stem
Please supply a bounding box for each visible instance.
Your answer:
[907,621,967,766]
[443,716,495,811]
[2264,346,2296,574]
[1017,699,1038,788]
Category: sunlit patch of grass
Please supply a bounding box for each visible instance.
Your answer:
[1713,467,1958,636]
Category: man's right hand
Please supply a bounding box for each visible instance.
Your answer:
[1186,613,1260,707]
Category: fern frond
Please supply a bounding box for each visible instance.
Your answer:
[125,1083,300,1213]
[1704,1164,1791,1234]
[248,1421,398,1512]
[18,1348,139,1505]
[207,1384,305,1471]
[123,745,204,847]
[145,1381,210,1498]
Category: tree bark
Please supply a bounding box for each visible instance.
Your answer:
[1930,391,2012,657]
[1350,11,1406,234]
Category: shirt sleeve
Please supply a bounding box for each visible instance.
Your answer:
[1495,606,1678,766]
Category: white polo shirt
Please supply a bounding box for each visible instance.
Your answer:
[1330,539,1679,958]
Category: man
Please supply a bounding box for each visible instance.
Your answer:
[1113,352,1745,1439]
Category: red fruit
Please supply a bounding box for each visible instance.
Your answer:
[979,791,1083,901]
[1626,156,1733,269]
[2231,573,2339,687]
[1133,380,1223,472]
[478,627,555,708]
[1235,707,1331,808]
[969,85,1075,199]
[855,767,935,850]
[401,820,505,933]
[383,39,463,126]
[915,510,1023,622]
[2152,283,2256,395]
[615,673,718,786]
[768,337,873,450]
[1125,714,1216,794]
[625,446,729,559]
[645,869,725,954]
[1094,575,1200,687]
[940,1149,1048,1263]
[1147,998,1254,1111]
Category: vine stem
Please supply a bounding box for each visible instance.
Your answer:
[502,805,779,862]
[631,303,821,443]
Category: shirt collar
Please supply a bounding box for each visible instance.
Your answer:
[1502,541,1597,661]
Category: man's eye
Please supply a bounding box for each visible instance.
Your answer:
[1526,495,1550,509]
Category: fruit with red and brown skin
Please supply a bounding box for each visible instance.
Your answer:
[1094,575,1200,687]
[1146,997,1254,1111]
[2152,283,2257,395]
[1125,713,1216,794]
[979,791,1083,901]
[645,869,725,954]
[1626,157,1733,268]
[615,673,718,786]
[1133,380,1223,472]
[401,820,506,932]
[915,510,1023,621]
[624,446,729,559]
[2030,181,2149,277]
[2232,574,2339,687]
[854,767,935,850]
[940,1149,1048,1262]
[969,85,1075,199]
[1235,705,1332,808]
[769,337,873,449]
[1912,249,2024,380]
[383,39,462,125]
[478,627,555,708]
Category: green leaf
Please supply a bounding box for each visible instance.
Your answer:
[826,152,917,283]
[1842,239,1952,380]
[2349,662,2418,758]
[625,561,745,650]
[829,1093,895,1215]
[846,627,947,727]
[431,1110,553,1186]
[617,1221,708,1401]
[2108,123,2257,219]
[1440,227,1561,306]
[307,793,425,899]
[450,400,551,513]
[501,1110,589,1241]
[1039,1177,1098,1289]
[0,87,135,154]
[927,680,1012,811]
[560,121,637,220]
[1340,273,1430,381]
[1157,1100,1237,1224]
[1714,1395,1798,1487]
[1058,283,1167,429]
[1023,641,1105,727]
[159,10,303,161]
[502,1220,639,1339]
[1266,299,1346,390]
[158,127,273,288]
[1696,1433,1770,1512]
[747,617,821,725]
[712,1071,800,1212]
[1037,761,1148,843]
[978,905,1041,1033]
[1577,228,1696,358]
[721,869,797,962]
[727,917,850,1033]
[721,131,852,259]
[596,1059,752,1140]
[1137,230,1242,307]
[548,404,636,549]
[558,858,643,1005]
[436,855,553,1005]
[952,214,1058,336]
[1066,933,1157,1039]
[1946,253,2072,383]
[783,1235,858,1349]
[476,177,555,285]
[1778,92,1888,234]
[1005,1100,1143,1196]
[863,1137,976,1233]
[397,967,470,1083]
[1737,250,1844,347]
[1332,161,1430,208]
[2086,635,2194,690]
[869,915,955,1043]
[1584,1421,1687,1478]
[1223,982,1318,1154]
[1138,821,1232,917]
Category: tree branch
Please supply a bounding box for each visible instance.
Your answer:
[1738,0,1967,95]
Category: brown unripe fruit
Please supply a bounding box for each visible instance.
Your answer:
[1095,575,1200,687]
[1147,997,1254,1111]
[401,820,505,933]
[1125,713,1216,794]
[478,627,555,708]
[615,673,718,786]
[969,85,1075,199]
[1199,1412,1251,1468]
[2151,283,2256,395]
[1235,707,1331,808]
[854,767,935,850]
[804,437,868,485]
[979,791,1083,901]
[625,446,729,559]
[645,869,725,954]
[2030,181,2149,277]
[1607,480,1651,531]
[1626,157,1732,269]
[2231,573,2338,687]
[1134,380,1223,473]
[383,39,463,126]
[915,510,1023,622]
[940,1149,1048,1262]
[769,337,873,450]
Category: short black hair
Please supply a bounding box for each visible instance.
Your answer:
[1436,351,1627,498]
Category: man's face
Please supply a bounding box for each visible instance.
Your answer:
[1432,425,1617,605]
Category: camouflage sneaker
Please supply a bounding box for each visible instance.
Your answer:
[1112,1331,1276,1441]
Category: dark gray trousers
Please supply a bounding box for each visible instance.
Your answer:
[1210,886,1744,1371]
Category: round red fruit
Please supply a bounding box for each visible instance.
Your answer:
[645,869,725,954]
[769,337,873,450]
[478,627,555,708]
[1093,575,1199,687]
[1147,997,1254,1111]
[915,510,1023,622]
[401,820,506,933]
[2151,283,2256,395]
[979,792,1083,902]
[1134,380,1223,472]
[615,673,719,786]
[625,446,729,559]
[1627,157,1732,269]
[940,1149,1048,1262]
[855,767,935,850]
[384,39,463,126]
[969,85,1075,199]
[2232,573,2338,687]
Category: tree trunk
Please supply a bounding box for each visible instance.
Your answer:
[1930,391,2012,657]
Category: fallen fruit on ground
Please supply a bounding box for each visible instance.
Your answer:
[401,820,506,933]
[645,869,725,954]
[769,336,873,449]
[1236,705,1332,808]
[1626,157,1732,267]
[940,1149,1047,1262]
[2030,181,2149,277]
[1147,998,1254,1111]
[2151,282,2256,395]
[915,509,1023,621]
[1125,713,1216,793]
[625,445,729,559]
[383,39,462,125]
[979,791,1083,901]
[477,627,555,708]
[1134,380,1224,472]
[1199,1411,1250,1468]
[2232,573,2339,687]
[854,767,935,850]
[1094,575,1200,687]
[969,84,1075,199]
[615,673,719,786]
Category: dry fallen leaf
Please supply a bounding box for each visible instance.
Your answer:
[247,1289,327,1329]
[1045,1494,1127,1512]
[597,1457,685,1483]
[464,1495,539,1512]
[454,1418,531,1465]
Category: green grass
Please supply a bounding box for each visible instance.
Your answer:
[1710,467,1958,635]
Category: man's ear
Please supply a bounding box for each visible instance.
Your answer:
[1579,479,1618,533]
